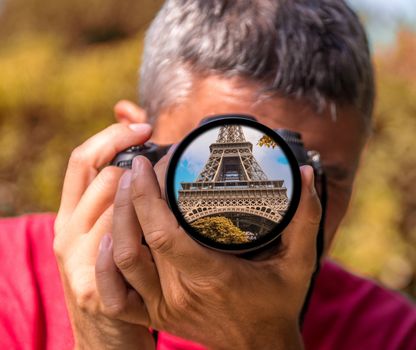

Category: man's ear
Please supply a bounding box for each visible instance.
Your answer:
[114,100,148,124]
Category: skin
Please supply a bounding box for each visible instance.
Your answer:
[151,76,369,251]
[53,75,369,349]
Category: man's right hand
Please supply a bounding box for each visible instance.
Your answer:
[53,121,155,350]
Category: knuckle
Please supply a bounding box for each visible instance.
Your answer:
[102,124,125,144]
[130,178,145,201]
[52,237,64,260]
[73,284,97,312]
[69,146,88,168]
[107,123,123,137]
[67,269,99,313]
[101,300,127,318]
[94,263,109,279]
[146,229,173,256]
[113,197,131,211]
[114,249,139,272]
[171,292,191,311]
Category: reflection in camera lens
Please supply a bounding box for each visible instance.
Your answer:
[173,124,293,246]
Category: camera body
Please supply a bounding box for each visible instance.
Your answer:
[111,114,325,256]
[111,114,326,322]
[111,142,171,169]
[111,117,323,179]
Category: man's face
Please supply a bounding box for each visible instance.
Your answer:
[150,76,369,252]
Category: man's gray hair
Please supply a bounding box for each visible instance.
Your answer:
[140,0,374,123]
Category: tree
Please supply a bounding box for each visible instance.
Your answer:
[191,216,250,244]
[257,135,277,148]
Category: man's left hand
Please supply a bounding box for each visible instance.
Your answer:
[99,153,321,349]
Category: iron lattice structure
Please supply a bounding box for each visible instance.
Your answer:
[178,125,289,236]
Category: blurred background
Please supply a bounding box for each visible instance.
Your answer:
[0,0,415,299]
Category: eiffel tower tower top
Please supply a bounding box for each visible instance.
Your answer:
[196,125,268,182]
[216,125,246,143]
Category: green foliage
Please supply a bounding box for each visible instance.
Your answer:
[191,216,250,244]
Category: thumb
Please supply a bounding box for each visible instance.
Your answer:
[281,165,322,271]
[130,156,224,276]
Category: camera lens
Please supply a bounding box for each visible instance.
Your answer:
[166,115,301,253]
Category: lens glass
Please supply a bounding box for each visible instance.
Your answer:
[166,118,300,252]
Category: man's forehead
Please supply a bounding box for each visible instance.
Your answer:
[189,76,364,125]
[153,75,368,161]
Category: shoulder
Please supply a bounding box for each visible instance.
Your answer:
[303,259,416,350]
[0,212,57,260]
[0,213,73,349]
[0,212,56,233]
[0,213,56,227]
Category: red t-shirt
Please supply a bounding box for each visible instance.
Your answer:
[0,213,415,349]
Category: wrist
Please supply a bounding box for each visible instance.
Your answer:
[73,316,155,350]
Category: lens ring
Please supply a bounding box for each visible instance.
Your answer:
[165,115,301,253]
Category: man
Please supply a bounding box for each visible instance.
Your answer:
[1,0,415,349]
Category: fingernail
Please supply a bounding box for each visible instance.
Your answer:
[301,165,315,194]
[308,168,316,194]
[120,170,132,189]
[99,234,112,251]
[128,123,151,133]
[132,156,144,174]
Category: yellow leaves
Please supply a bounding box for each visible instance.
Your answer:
[257,135,277,148]
[0,4,415,298]
[191,216,251,244]
[0,34,63,111]
[0,33,144,215]
[330,31,416,294]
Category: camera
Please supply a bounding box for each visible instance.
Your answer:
[111,114,325,254]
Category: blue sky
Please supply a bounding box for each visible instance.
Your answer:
[173,126,294,201]
[347,0,416,47]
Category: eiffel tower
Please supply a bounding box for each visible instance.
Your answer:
[177,125,289,237]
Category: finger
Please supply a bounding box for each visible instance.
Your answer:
[130,156,222,276]
[112,170,162,305]
[57,123,152,229]
[67,166,124,234]
[153,144,177,198]
[281,165,322,269]
[95,234,150,325]
[54,186,118,259]
[81,204,114,264]
[114,100,147,125]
